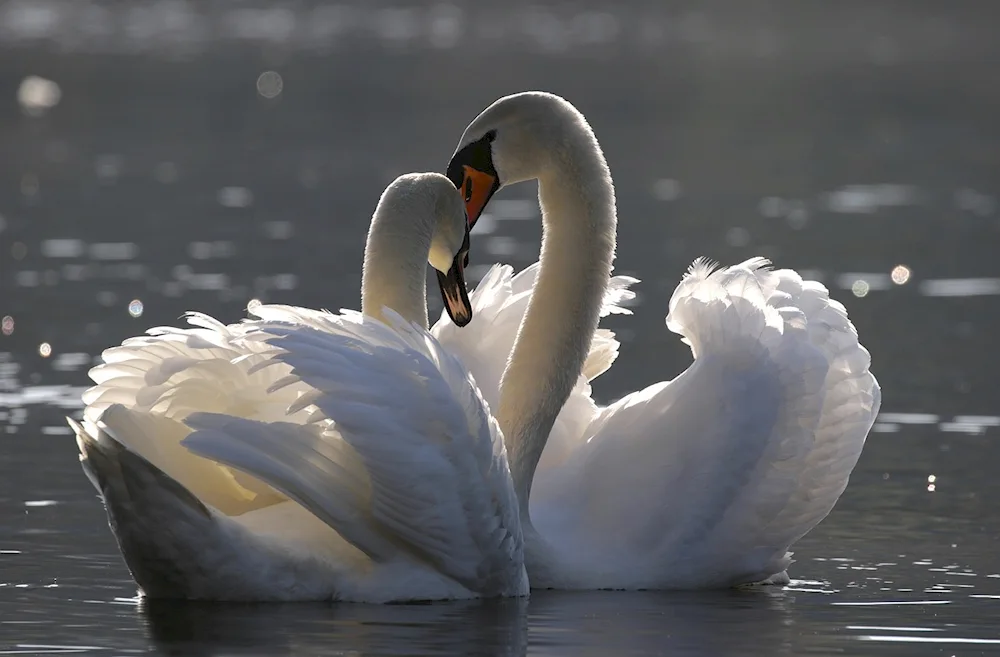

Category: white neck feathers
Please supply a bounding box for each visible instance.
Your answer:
[360,182,436,329]
[497,108,618,516]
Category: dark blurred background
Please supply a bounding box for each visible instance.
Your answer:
[1,2,999,654]
[1,0,998,414]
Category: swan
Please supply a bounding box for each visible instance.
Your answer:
[436,91,882,589]
[69,172,527,603]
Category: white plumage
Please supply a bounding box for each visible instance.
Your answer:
[439,91,880,589]
[431,261,639,477]
[73,91,882,599]
[73,305,527,602]
[71,173,529,602]
[428,257,879,589]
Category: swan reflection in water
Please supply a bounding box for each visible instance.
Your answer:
[141,589,797,657]
[141,596,530,657]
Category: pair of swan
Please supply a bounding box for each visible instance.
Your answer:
[72,92,881,602]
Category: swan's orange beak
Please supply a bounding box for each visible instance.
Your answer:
[445,135,500,293]
[457,165,498,230]
[435,228,473,327]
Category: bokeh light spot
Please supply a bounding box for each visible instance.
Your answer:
[18,76,61,116]
[256,71,283,99]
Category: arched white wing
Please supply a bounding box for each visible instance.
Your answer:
[182,306,525,596]
[531,259,880,588]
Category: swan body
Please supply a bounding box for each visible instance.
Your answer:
[442,92,881,589]
[71,173,527,602]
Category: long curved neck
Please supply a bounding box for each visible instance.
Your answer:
[360,207,433,329]
[499,130,617,518]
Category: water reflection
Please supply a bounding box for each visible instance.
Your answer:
[2,574,997,655]
[527,590,795,656]
[3,404,1000,657]
[141,597,529,657]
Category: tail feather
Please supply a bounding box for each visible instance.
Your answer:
[72,410,220,599]
[71,406,347,601]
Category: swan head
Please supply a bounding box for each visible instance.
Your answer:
[424,175,474,328]
[445,91,588,228]
[377,172,473,326]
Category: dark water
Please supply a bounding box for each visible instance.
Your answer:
[2,1,1000,654]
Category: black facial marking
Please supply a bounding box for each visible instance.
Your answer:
[446,132,499,192]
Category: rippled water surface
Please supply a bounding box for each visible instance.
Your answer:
[2,1,1000,655]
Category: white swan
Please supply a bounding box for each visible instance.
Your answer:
[435,92,882,589]
[70,172,527,603]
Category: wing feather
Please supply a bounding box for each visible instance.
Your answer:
[431,263,639,476]
[183,307,525,596]
[533,258,878,588]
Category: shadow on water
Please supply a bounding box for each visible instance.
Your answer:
[139,590,799,657]
[141,597,530,656]
[527,589,796,657]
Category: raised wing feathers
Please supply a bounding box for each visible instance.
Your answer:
[431,263,638,476]
[184,307,525,596]
[537,258,878,588]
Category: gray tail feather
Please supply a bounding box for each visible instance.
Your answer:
[70,416,213,598]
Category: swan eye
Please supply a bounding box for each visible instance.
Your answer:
[464,177,473,202]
